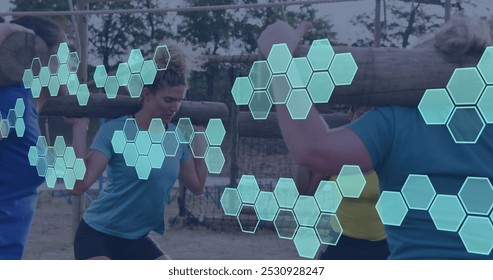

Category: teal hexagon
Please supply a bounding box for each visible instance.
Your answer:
[401,174,436,211]
[273,178,299,209]
[57,64,70,85]
[63,147,76,168]
[73,158,86,180]
[315,213,343,246]
[248,61,272,90]
[190,132,209,158]
[286,89,312,120]
[116,63,131,87]
[314,180,342,213]
[77,84,90,106]
[111,130,126,154]
[68,52,80,73]
[128,49,144,73]
[478,86,493,124]
[266,43,292,74]
[267,74,292,104]
[30,57,41,77]
[148,144,165,169]
[375,191,408,226]
[220,187,242,216]
[46,147,56,168]
[307,71,335,104]
[162,131,179,157]
[14,118,25,137]
[237,175,260,204]
[55,157,66,178]
[329,53,358,86]
[28,146,38,166]
[307,39,335,71]
[123,118,139,142]
[39,66,50,87]
[30,78,42,98]
[458,177,493,215]
[135,131,151,155]
[123,142,139,167]
[176,118,194,144]
[140,60,157,85]
[67,73,80,96]
[127,74,143,98]
[57,42,70,64]
[0,119,8,139]
[418,88,455,125]
[248,90,272,120]
[48,76,60,97]
[149,118,165,143]
[446,106,485,144]
[446,67,485,105]
[36,136,48,157]
[428,194,466,232]
[231,77,253,105]
[237,204,260,234]
[286,57,312,88]
[36,157,48,177]
[336,165,366,198]
[104,76,119,99]
[53,136,66,157]
[204,146,225,174]
[205,119,225,146]
[45,167,57,188]
[63,169,76,190]
[7,109,16,128]
[293,226,320,259]
[153,45,171,71]
[458,216,493,255]
[22,69,34,89]
[93,65,108,88]
[477,46,493,84]
[254,191,279,222]
[135,156,152,180]
[14,98,25,117]
[48,54,59,75]
[293,195,320,227]
[273,209,299,240]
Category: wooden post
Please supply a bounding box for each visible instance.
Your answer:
[444,0,452,22]
[228,68,239,188]
[374,0,382,47]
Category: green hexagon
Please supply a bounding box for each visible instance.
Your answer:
[104,76,119,99]
[249,60,272,90]
[14,98,25,117]
[286,57,312,88]
[176,118,194,144]
[55,157,66,178]
[123,118,139,142]
[162,131,179,156]
[140,60,158,85]
[375,191,408,226]
[135,131,151,155]
[123,142,138,167]
[39,66,50,87]
[63,147,76,168]
[48,76,60,97]
[135,156,152,180]
[204,146,225,174]
[428,194,466,232]
[111,130,126,154]
[273,178,299,209]
[93,65,108,88]
[0,119,8,139]
[205,119,225,146]
[128,49,144,73]
[336,165,366,198]
[116,63,131,87]
[274,209,299,240]
[418,88,455,125]
[67,73,80,96]
[446,106,485,144]
[22,69,34,89]
[77,84,90,106]
[293,195,321,227]
[63,169,76,190]
[190,131,209,158]
[458,216,493,255]
[53,136,66,157]
[248,90,272,120]
[254,191,279,221]
[153,45,171,70]
[220,187,242,216]
[148,144,165,169]
[267,74,292,104]
[446,67,485,105]
[30,78,42,98]
[57,42,70,64]
[307,39,335,71]
[458,177,493,215]
[45,167,57,188]
[293,226,320,259]
[266,43,292,74]
[73,158,86,180]
[30,57,42,77]
[307,71,335,104]
[478,46,493,84]
[36,136,48,156]
[36,157,48,177]
[237,175,260,204]
[7,109,16,128]
[14,118,25,137]
[149,118,165,143]
[46,147,56,168]
[286,89,312,120]
[127,74,143,98]
[57,64,70,85]
[231,77,253,105]
[237,204,260,234]
[48,55,59,75]
[68,52,80,73]
[329,53,358,86]
[315,213,343,246]
[314,180,342,213]
[478,86,493,124]
[28,146,38,166]
[401,174,436,211]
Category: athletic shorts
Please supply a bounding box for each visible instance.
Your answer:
[73,219,165,260]
[319,235,390,260]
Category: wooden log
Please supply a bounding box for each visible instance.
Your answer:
[39,94,229,125]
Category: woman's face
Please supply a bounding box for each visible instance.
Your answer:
[142,85,187,124]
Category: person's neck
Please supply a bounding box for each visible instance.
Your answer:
[133,110,151,130]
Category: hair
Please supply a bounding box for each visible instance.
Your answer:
[11,16,65,51]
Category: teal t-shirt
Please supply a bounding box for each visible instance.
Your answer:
[348,106,493,259]
[83,116,189,239]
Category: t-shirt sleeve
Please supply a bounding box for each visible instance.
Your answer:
[89,123,114,160]
[180,143,190,163]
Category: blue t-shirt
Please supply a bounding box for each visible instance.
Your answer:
[348,106,493,259]
[0,84,43,201]
[83,116,190,239]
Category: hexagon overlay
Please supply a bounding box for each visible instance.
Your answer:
[220,187,242,216]
[401,174,436,210]
[254,191,279,221]
[446,106,485,144]
[428,194,466,232]
[273,178,299,209]
[307,71,335,104]
[458,216,493,255]
[418,88,455,125]
[153,45,171,70]
[458,177,493,215]
[237,204,260,234]
[477,46,493,84]
[248,61,272,90]
[315,213,343,245]
[314,180,342,213]
[329,53,358,86]
[286,89,312,120]
[205,119,225,146]
[267,43,292,74]
[293,195,320,227]
[231,77,254,105]
[446,67,485,105]
[375,191,408,226]
[248,90,272,120]
[176,118,194,144]
[307,39,335,71]
[478,86,493,124]
[286,57,312,88]
[336,165,366,198]
[204,146,225,174]
[293,227,320,259]
[274,209,299,240]
[267,74,292,105]
[237,175,260,204]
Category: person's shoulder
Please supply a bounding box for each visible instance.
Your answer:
[100,116,127,130]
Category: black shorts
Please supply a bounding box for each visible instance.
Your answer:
[74,219,165,260]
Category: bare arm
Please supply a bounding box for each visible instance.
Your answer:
[178,125,208,195]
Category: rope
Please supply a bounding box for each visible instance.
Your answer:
[0,0,363,17]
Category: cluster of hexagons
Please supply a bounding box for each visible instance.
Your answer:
[27,136,86,189]
[231,39,357,120]
[22,42,90,106]
[0,98,25,139]
[94,45,170,99]
[220,165,366,259]
[375,174,493,255]
[418,46,493,144]
[111,118,226,179]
